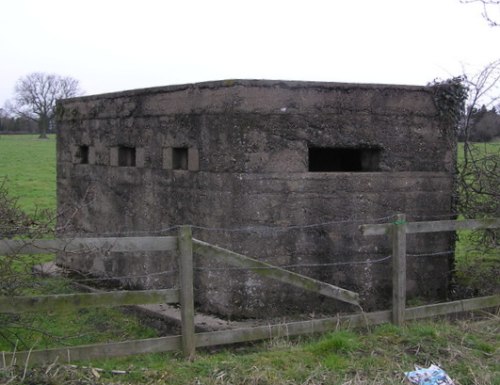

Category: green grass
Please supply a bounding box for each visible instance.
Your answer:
[5,318,497,385]
[0,134,56,214]
[0,305,158,352]
[0,251,159,353]
[0,134,160,359]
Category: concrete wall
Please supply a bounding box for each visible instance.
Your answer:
[56,80,457,318]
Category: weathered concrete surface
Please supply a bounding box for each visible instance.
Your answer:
[56,79,457,318]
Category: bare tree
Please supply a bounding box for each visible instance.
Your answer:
[461,0,500,26]
[6,72,83,138]
[458,60,500,251]
[461,59,500,143]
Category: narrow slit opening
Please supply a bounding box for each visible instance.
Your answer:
[308,147,381,172]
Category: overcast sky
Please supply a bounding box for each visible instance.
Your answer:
[1,0,499,107]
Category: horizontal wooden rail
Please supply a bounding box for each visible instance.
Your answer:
[405,295,500,320]
[193,239,359,306]
[4,294,497,367]
[196,295,500,348]
[0,335,182,367]
[0,236,178,256]
[195,310,391,348]
[360,217,500,236]
[0,312,392,367]
[0,289,179,314]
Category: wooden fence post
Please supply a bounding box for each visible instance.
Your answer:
[392,213,407,326]
[178,225,195,359]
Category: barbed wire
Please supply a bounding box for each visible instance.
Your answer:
[1,267,179,283]
[0,248,465,284]
[69,269,180,283]
[2,210,484,291]
[193,255,393,272]
[5,211,492,237]
[4,248,460,285]
[1,214,399,238]
[190,215,395,234]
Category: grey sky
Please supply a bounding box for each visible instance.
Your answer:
[1,0,499,107]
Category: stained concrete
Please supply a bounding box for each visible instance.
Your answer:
[56,80,457,318]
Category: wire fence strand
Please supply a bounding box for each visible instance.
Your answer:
[1,214,466,287]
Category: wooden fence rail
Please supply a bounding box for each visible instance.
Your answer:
[1,295,498,367]
[192,239,360,305]
[0,289,179,314]
[0,217,499,366]
[0,236,178,256]
[359,217,500,236]
[360,215,500,325]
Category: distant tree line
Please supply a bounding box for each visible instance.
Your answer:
[0,109,38,134]
[460,105,500,142]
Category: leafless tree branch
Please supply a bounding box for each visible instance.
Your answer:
[458,60,500,252]
[5,72,83,138]
[461,0,500,26]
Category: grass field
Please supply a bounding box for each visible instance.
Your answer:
[0,134,56,214]
[0,135,499,385]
